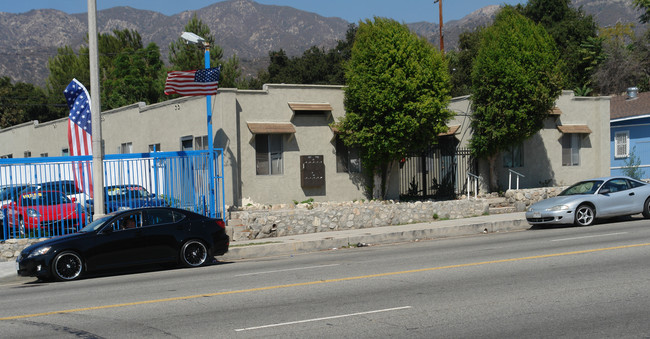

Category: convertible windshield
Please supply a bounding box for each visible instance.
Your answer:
[559,180,604,196]
[20,191,71,206]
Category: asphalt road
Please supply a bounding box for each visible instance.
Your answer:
[1,217,649,338]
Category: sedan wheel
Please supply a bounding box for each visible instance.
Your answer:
[643,198,650,219]
[181,240,208,267]
[575,205,595,226]
[52,251,83,281]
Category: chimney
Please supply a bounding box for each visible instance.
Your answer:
[626,87,638,100]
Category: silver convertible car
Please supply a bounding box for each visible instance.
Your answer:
[526,176,650,226]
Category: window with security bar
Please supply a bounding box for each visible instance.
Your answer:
[614,131,629,158]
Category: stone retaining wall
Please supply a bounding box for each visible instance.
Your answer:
[0,238,44,262]
[504,186,567,207]
[231,199,490,239]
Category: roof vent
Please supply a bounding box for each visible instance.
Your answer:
[626,87,638,100]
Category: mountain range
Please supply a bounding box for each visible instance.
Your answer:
[0,0,646,87]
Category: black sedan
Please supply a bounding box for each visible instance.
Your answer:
[16,207,229,281]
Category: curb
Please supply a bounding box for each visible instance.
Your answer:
[220,217,530,261]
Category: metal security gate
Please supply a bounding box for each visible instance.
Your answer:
[399,145,476,200]
[0,150,225,240]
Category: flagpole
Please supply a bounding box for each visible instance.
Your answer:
[88,0,104,218]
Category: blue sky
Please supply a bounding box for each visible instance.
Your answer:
[1,0,524,23]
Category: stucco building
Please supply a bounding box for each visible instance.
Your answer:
[0,86,611,206]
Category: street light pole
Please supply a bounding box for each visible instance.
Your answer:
[204,43,216,219]
[181,32,216,218]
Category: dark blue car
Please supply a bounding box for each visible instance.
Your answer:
[87,185,167,214]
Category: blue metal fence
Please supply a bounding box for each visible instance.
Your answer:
[0,150,225,240]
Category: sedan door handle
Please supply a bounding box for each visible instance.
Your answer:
[629,192,635,196]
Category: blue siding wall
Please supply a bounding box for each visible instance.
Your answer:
[611,116,650,179]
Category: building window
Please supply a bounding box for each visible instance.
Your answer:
[256,134,283,175]
[120,142,133,154]
[1,154,12,159]
[335,136,361,173]
[562,134,581,166]
[614,131,629,158]
[40,153,48,157]
[180,136,193,151]
[61,148,69,156]
[194,135,208,150]
[149,143,161,152]
[24,151,31,158]
[503,144,523,168]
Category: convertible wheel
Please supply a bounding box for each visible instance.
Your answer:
[52,251,83,281]
[575,204,595,226]
[643,198,650,219]
[181,240,208,267]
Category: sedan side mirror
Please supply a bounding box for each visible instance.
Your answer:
[599,188,610,194]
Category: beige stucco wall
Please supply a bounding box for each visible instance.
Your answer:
[0,84,371,206]
[448,91,611,191]
[0,87,610,204]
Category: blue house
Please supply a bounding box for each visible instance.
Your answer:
[610,89,650,179]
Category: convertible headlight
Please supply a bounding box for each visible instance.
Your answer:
[26,208,41,218]
[547,205,569,211]
[28,246,51,258]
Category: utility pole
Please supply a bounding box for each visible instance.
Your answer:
[434,0,444,52]
[88,0,104,218]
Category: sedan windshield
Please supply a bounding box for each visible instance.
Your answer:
[79,215,113,232]
[559,180,604,196]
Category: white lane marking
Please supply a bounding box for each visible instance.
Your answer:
[234,264,340,277]
[234,306,412,332]
[551,232,628,242]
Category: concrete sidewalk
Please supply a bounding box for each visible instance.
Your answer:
[0,212,528,280]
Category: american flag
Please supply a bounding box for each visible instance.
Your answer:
[64,79,94,198]
[164,67,221,96]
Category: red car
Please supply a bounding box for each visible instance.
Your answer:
[3,190,85,237]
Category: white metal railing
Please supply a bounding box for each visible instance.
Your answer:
[467,173,479,200]
[508,169,525,190]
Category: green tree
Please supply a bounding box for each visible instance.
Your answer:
[102,42,165,108]
[518,0,598,91]
[219,53,242,88]
[634,0,650,23]
[46,46,88,118]
[46,29,166,116]
[0,77,53,128]
[592,23,646,95]
[622,146,643,180]
[168,14,223,71]
[338,17,452,198]
[262,24,356,87]
[470,7,563,191]
[447,27,484,97]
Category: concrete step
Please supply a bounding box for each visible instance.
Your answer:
[226,221,253,242]
[485,197,509,208]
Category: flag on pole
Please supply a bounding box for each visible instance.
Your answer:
[164,67,221,96]
[64,79,94,198]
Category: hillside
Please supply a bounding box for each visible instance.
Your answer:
[0,0,645,87]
